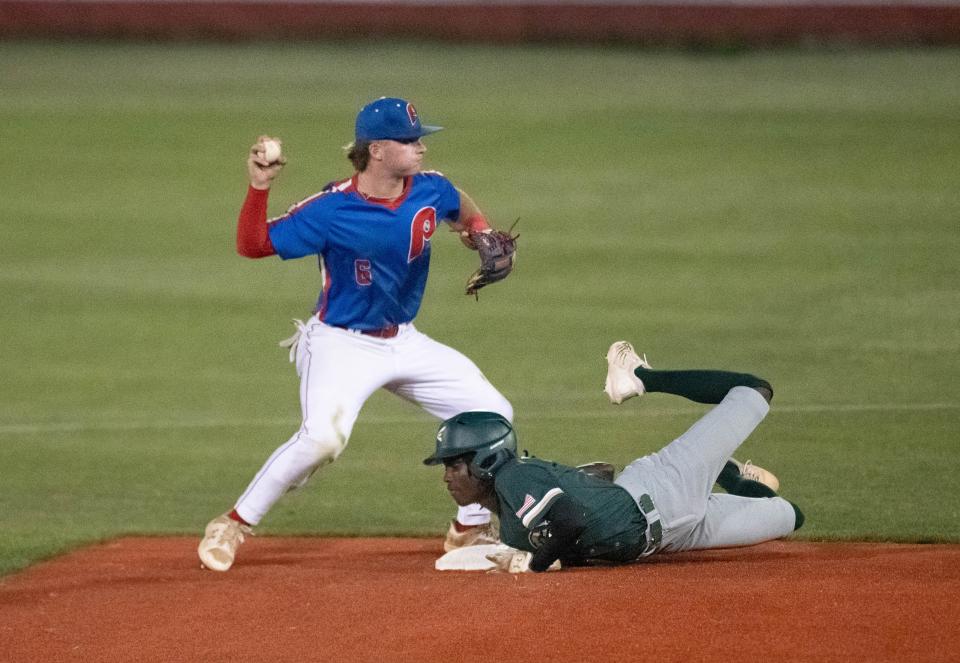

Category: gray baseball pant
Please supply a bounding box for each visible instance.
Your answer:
[615,386,797,553]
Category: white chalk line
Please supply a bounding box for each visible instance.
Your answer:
[1,402,957,435]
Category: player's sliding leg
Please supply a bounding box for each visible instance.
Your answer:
[606,341,787,495]
[716,459,779,497]
[670,492,802,553]
[615,386,773,545]
[610,454,777,498]
[636,368,772,405]
[605,340,772,405]
[606,340,803,552]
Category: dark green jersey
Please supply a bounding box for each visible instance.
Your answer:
[494,457,647,564]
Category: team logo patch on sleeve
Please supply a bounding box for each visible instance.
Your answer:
[516,494,536,519]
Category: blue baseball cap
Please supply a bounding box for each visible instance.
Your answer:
[355,97,443,142]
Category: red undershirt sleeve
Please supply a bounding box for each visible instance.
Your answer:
[236,185,276,258]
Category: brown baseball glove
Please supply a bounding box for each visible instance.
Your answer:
[465,229,518,298]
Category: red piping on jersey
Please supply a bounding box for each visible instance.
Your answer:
[236,186,276,258]
[316,266,332,321]
[286,180,346,215]
[349,174,412,211]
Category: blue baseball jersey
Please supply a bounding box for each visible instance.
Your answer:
[267,171,461,330]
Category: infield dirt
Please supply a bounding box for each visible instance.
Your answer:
[1,538,957,662]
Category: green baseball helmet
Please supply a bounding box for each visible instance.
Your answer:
[423,411,517,480]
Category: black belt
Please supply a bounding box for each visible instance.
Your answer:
[583,494,662,564]
[565,497,660,565]
[635,493,663,556]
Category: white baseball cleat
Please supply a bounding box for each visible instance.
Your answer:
[443,520,499,553]
[730,458,781,493]
[198,514,253,572]
[603,341,651,405]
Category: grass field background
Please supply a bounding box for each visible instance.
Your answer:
[1,41,957,576]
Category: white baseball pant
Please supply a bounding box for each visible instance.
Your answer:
[234,315,512,525]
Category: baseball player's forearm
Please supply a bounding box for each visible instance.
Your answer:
[529,495,587,572]
[449,188,491,247]
[456,188,486,227]
[236,185,276,258]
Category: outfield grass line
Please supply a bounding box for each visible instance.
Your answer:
[2,402,957,435]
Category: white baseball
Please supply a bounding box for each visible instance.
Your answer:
[262,139,282,164]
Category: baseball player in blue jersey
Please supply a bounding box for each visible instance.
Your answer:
[425,341,804,573]
[198,98,515,571]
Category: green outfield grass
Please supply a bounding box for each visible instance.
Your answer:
[1,41,958,576]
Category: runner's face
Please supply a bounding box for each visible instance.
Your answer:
[443,457,487,506]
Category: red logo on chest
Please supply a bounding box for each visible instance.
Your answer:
[408,207,437,262]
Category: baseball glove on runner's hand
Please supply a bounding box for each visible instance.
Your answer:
[465,228,518,298]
